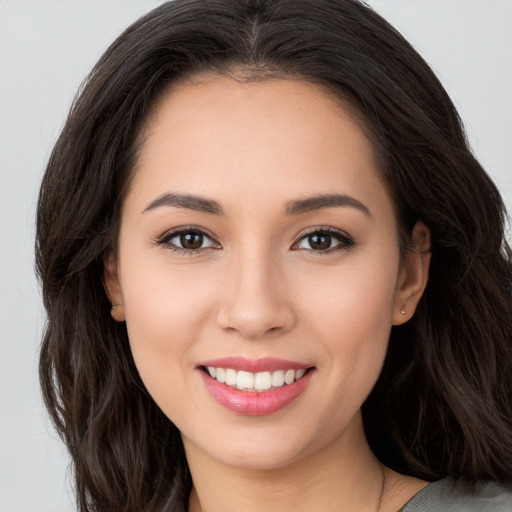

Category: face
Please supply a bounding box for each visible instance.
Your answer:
[106,77,429,470]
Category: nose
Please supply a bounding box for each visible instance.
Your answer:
[215,250,296,339]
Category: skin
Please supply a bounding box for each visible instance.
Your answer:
[105,76,431,511]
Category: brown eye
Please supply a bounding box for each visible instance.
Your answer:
[294,228,354,252]
[158,228,218,252]
[180,232,204,250]
[308,233,332,251]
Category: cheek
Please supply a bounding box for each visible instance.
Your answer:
[119,255,218,401]
[295,251,399,377]
[298,251,398,332]
[293,258,398,432]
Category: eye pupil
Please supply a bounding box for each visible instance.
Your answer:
[180,233,203,249]
[309,233,331,250]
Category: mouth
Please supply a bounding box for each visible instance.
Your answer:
[201,366,311,392]
[197,358,316,415]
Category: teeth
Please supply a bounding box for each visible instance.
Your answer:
[206,366,308,392]
[236,371,254,390]
[216,367,226,383]
[284,369,295,385]
[254,371,272,391]
[272,370,285,387]
[225,368,237,386]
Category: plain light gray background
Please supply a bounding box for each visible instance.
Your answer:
[0,1,510,511]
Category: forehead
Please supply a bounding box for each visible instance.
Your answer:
[129,76,391,217]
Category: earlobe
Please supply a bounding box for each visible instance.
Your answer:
[392,221,431,325]
[103,252,126,322]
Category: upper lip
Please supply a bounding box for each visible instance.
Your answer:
[198,356,312,373]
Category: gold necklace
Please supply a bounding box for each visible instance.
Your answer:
[376,465,386,512]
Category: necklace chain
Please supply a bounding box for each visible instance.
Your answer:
[376,465,386,512]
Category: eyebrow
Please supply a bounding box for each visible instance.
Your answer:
[285,194,372,217]
[143,193,224,215]
[142,192,371,218]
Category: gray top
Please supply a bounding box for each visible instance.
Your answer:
[399,478,512,511]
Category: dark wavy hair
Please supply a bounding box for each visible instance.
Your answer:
[36,0,512,510]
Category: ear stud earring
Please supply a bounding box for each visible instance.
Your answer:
[400,306,406,314]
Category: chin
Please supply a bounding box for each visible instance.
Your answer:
[182,414,353,473]
[203,442,309,471]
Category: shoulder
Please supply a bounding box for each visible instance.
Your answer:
[399,477,512,512]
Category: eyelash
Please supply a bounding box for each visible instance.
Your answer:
[155,226,220,256]
[291,226,355,254]
[155,225,355,255]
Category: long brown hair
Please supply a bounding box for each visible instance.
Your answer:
[36,1,512,510]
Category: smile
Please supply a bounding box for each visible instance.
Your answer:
[205,367,307,392]
[198,358,315,415]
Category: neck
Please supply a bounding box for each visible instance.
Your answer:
[185,414,385,512]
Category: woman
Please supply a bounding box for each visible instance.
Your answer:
[36,0,512,511]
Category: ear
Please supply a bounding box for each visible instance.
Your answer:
[392,221,431,325]
[103,252,125,322]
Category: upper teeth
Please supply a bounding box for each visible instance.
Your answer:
[207,367,306,392]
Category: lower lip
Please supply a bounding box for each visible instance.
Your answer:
[199,369,314,416]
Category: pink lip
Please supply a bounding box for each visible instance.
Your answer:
[197,363,315,416]
[199,356,311,373]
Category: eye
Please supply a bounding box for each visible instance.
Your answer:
[293,228,354,253]
[156,227,220,253]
